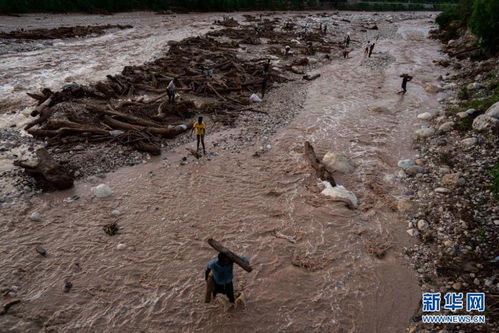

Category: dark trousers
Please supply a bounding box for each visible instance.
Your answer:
[167,90,175,103]
[205,276,235,303]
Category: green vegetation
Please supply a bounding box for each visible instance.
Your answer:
[492,164,499,197]
[436,0,499,54]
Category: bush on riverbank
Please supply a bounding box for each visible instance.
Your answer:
[436,0,499,55]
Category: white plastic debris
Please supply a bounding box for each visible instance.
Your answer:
[250,93,262,103]
[92,184,113,198]
[320,181,358,208]
[109,130,124,137]
[179,124,188,130]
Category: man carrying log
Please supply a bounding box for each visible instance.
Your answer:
[205,238,251,304]
[398,74,413,94]
[191,116,206,155]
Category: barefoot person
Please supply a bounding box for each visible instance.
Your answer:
[192,116,206,154]
[399,74,413,94]
[205,252,249,304]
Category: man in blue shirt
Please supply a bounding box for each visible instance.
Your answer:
[205,252,249,303]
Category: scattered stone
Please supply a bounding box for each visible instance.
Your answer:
[117,243,127,250]
[92,183,113,198]
[397,200,414,212]
[35,247,47,256]
[417,220,429,230]
[435,187,450,194]
[466,108,477,115]
[322,152,355,174]
[452,282,462,291]
[63,281,73,293]
[417,112,433,120]
[30,212,41,221]
[461,137,477,147]
[406,228,419,237]
[438,121,454,133]
[442,173,462,187]
[398,159,415,169]
[456,112,469,119]
[405,166,426,176]
[415,127,436,138]
[111,209,121,217]
[467,82,482,90]
[485,101,499,119]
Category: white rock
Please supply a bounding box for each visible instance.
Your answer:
[467,82,482,90]
[415,127,435,138]
[109,130,124,137]
[322,152,355,174]
[461,137,477,147]
[406,228,419,237]
[438,121,454,132]
[30,212,41,222]
[321,182,358,208]
[417,219,429,230]
[92,184,113,198]
[485,101,499,119]
[249,93,262,103]
[456,112,469,119]
[112,209,121,217]
[398,159,415,169]
[435,187,450,194]
[417,112,433,120]
[117,243,127,250]
[466,108,477,115]
[452,282,462,291]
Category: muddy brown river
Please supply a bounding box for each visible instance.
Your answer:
[0,11,449,332]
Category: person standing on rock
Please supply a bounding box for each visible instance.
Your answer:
[364,41,370,56]
[205,252,249,304]
[399,74,413,94]
[192,116,206,154]
[167,78,177,103]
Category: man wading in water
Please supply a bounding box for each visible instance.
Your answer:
[205,252,249,304]
[399,74,413,94]
[192,116,206,154]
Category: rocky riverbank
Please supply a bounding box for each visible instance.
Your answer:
[404,34,498,332]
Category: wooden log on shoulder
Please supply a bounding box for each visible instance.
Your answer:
[14,148,74,190]
[207,238,252,272]
[304,141,336,186]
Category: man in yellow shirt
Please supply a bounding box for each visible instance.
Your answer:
[192,116,206,154]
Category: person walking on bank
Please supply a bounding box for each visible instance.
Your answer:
[368,42,375,58]
[167,78,177,103]
[192,116,206,154]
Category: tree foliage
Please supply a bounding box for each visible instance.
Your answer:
[470,0,499,54]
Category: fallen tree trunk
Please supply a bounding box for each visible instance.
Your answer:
[24,97,53,130]
[304,141,336,186]
[27,119,109,137]
[103,116,193,139]
[207,238,252,272]
[14,148,74,190]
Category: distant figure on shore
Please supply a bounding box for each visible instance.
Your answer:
[167,78,177,103]
[262,59,271,98]
[192,116,206,154]
[399,74,413,94]
[205,252,249,304]
[345,33,350,47]
[343,47,351,59]
[364,41,370,55]
[368,42,375,58]
[323,24,328,34]
[285,45,291,56]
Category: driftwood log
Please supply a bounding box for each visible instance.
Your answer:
[304,141,336,186]
[14,148,74,190]
[207,238,252,272]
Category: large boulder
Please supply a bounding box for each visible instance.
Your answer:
[486,102,499,120]
[322,152,355,174]
[473,114,499,132]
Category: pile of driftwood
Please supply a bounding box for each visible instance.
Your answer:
[18,16,342,189]
[0,25,132,40]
